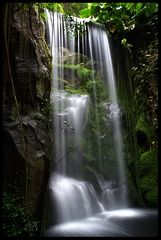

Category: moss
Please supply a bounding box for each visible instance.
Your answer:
[76,65,92,81]
[65,86,87,95]
[136,113,153,141]
[57,64,92,82]
[139,150,158,206]
[57,64,78,70]
[57,64,101,96]
[139,149,157,175]
[56,56,108,103]
[145,186,158,206]
[140,176,158,206]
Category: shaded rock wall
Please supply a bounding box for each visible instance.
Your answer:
[3,4,52,217]
[3,4,52,115]
[114,13,158,207]
[3,113,51,213]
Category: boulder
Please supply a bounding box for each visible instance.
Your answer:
[3,113,51,215]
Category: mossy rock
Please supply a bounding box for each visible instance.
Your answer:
[139,150,158,206]
[139,149,157,176]
[56,64,93,86]
[140,175,158,206]
[135,113,153,143]
[57,47,89,65]
[145,185,158,206]
[77,65,92,81]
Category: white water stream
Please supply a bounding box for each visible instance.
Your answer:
[45,7,127,227]
[43,10,157,237]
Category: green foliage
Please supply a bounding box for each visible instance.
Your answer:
[65,85,87,95]
[145,186,158,206]
[133,36,158,149]
[136,113,153,142]
[35,3,64,13]
[121,38,133,52]
[61,3,88,17]
[2,190,39,237]
[79,2,158,51]
[17,2,88,17]
[79,8,91,18]
[39,11,48,21]
[139,150,157,176]
[64,68,108,104]
[140,176,158,206]
[79,3,158,34]
[35,3,88,37]
[58,63,93,87]
[85,79,98,96]
[57,63,78,71]
[77,65,92,81]
[139,149,157,207]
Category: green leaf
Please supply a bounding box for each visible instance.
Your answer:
[125,3,133,11]
[136,3,143,11]
[79,8,91,18]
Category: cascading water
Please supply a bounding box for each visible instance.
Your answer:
[45,10,104,226]
[43,10,158,237]
[87,23,127,208]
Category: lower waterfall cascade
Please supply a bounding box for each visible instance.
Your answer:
[42,10,158,237]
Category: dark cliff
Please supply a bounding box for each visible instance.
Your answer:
[3,4,52,235]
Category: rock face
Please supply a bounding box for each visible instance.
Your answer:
[114,13,158,207]
[3,4,52,115]
[131,16,158,207]
[3,4,52,217]
[3,113,51,214]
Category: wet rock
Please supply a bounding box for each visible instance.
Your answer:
[3,112,51,214]
[3,5,52,115]
[57,47,89,65]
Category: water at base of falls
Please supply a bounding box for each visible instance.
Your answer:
[44,171,158,237]
[44,208,158,237]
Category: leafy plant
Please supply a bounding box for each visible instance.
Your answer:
[35,3,64,13]
[79,3,158,33]
[65,85,87,95]
[2,190,39,237]
[121,38,132,52]
[77,65,92,81]
[61,3,88,17]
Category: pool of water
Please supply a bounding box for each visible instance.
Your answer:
[44,208,158,237]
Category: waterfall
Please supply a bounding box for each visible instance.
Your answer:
[49,173,104,224]
[44,9,129,235]
[45,10,104,226]
[87,23,128,206]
